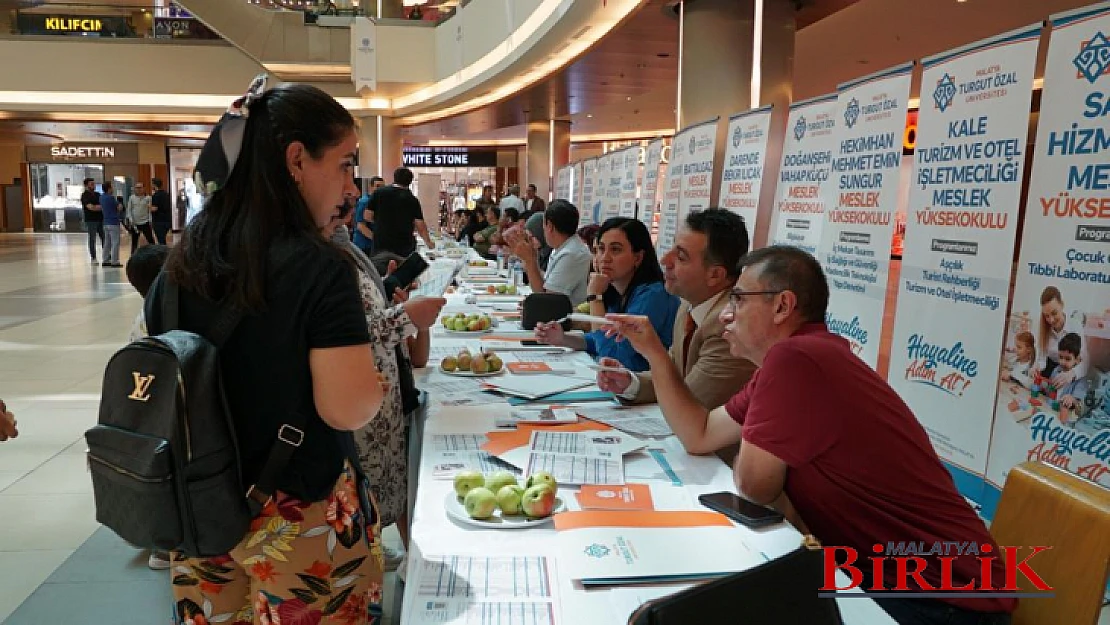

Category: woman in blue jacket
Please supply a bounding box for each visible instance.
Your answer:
[535,217,679,371]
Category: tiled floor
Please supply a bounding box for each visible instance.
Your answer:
[0,233,404,625]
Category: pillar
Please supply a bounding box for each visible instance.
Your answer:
[525,119,570,201]
[678,0,794,248]
[357,115,402,184]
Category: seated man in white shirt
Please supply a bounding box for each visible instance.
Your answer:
[507,200,593,306]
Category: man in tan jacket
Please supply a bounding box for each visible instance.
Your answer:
[597,209,755,457]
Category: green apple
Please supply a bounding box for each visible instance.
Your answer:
[506,285,518,295]
[464,487,498,519]
[521,484,556,518]
[496,484,525,515]
[441,356,458,372]
[488,355,503,372]
[496,284,508,294]
[484,471,518,494]
[468,319,482,332]
[577,302,591,313]
[470,355,489,374]
[453,470,485,499]
[441,315,452,328]
[454,319,470,332]
[455,312,466,319]
[458,353,472,369]
[525,471,558,493]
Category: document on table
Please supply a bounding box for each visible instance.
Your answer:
[552,512,763,586]
[422,376,506,407]
[430,450,522,479]
[576,404,674,437]
[524,430,635,486]
[404,554,559,625]
[431,433,489,452]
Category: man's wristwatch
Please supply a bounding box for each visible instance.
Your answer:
[586,294,601,303]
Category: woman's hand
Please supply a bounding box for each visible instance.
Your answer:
[588,272,610,297]
[404,296,447,330]
[534,321,566,346]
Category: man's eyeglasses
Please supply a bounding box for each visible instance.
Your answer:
[727,288,784,308]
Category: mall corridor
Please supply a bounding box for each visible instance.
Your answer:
[0,233,399,624]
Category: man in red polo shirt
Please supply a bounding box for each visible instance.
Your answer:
[606,246,1014,625]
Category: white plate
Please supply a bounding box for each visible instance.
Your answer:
[443,327,493,335]
[444,491,564,529]
[439,367,506,377]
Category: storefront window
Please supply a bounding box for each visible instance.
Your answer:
[168,147,202,229]
[29,163,104,232]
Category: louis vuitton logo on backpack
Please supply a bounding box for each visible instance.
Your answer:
[129,372,156,402]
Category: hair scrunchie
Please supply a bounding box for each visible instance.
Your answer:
[193,74,268,197]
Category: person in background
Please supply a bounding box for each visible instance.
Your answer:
[597,209,756,416]
[81,177,104,264]
[100,180,123,267]
[150,178,173,245]
[535,217,679,371]
[522,183,546,220]
[456,209,485,246]
[473,205,500,259]
[176,187,189,228]
[126,181,156,254]
[369,168,433,257]
[150,81,386,624]
[0,399,16,442]
[523,212,551,271]
[489,207,522,257]
[507,200,591,304]
[354,175,384,254]
[324,206,445,575]
[577,223,600,259]
[499,183,525,214]
[603,246,1015,625]
[474,185,496,214]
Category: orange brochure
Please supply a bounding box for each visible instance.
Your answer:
[576,484,655,511]
[481,420,613,456]
[553,510,732,531]
[518,420,611,434]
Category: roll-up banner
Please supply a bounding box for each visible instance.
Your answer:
[887,24,1041,504]
[718,106,773,233]
[656,131,687,257]
[581,158,599,227]
[641,139,665,226]
[603,151,623,222]
[577,160,586,215]
[817,65,912,368]
[351,17,377,93]
[555,165,572,201]
[983,2,1110,518]
[621,146,640,219]
[677,117,719,224]
[769,93,838,254]
[592,155,608,225]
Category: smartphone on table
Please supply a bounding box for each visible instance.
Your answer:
[698,491,785,528]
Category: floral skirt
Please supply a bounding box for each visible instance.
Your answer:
[171,462,385,625]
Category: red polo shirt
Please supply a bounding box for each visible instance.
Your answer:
[724,323,1015,614]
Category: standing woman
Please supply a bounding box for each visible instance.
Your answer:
[534,217,679,372]
[146,78,388,625]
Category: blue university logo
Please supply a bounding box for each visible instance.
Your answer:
[688,136,696,154]
[793,116,807,141]
[1074,31,1110,84]
[933,73,956,112]
[732,125,743,148]
[844,97,860,129]
[584,543,611,559]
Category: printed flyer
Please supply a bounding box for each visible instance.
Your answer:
[640,139,665,227]
[718,106,773,231]
[677,117,719,224]
[983,4,1110,518]
[886,25,1041,502]
[769,93,838,254]
[621,145,640,219]
[580,157,598,226]
[817,65,911,368]
[655,130,687,257]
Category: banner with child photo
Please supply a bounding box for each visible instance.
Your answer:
[982,3,1110,519]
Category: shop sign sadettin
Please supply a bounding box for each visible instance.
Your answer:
[27,144,138,163]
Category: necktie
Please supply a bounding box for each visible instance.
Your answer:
[681,311,696,373]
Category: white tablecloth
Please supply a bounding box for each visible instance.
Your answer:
[399,250,896,624]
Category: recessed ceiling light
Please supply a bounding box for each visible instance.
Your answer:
[587,114,593,118]
[626,96,632,101]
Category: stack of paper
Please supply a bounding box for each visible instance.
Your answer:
[553,511,763,586]
[524,430,645,486]
[577,404,675,437]
[480,375,593,401]
[404,554,559,625]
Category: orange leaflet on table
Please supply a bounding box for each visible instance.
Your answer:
[553,510,732,531]
[506,362,553,374]
[576,484,655,511]
[480,420,613,455]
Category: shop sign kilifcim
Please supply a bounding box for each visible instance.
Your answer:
[16,13,132,36]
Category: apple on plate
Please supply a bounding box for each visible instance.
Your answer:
[453,470,485,499]
[521,484,556,518]
[496,284,508,294]
[464,487,498,519]
[487,355,504,372]
[441,356,458,372]
[525,471,558,493]
[496,484,525,515]
[484,471,518,494]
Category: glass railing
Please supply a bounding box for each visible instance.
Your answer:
[244,0,458,23]
[4,2,222,40]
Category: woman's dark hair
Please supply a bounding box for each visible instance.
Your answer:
[504,207,520,222]
[486,205,501,221]
[595,217,664,312]
[166,84,356,312]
